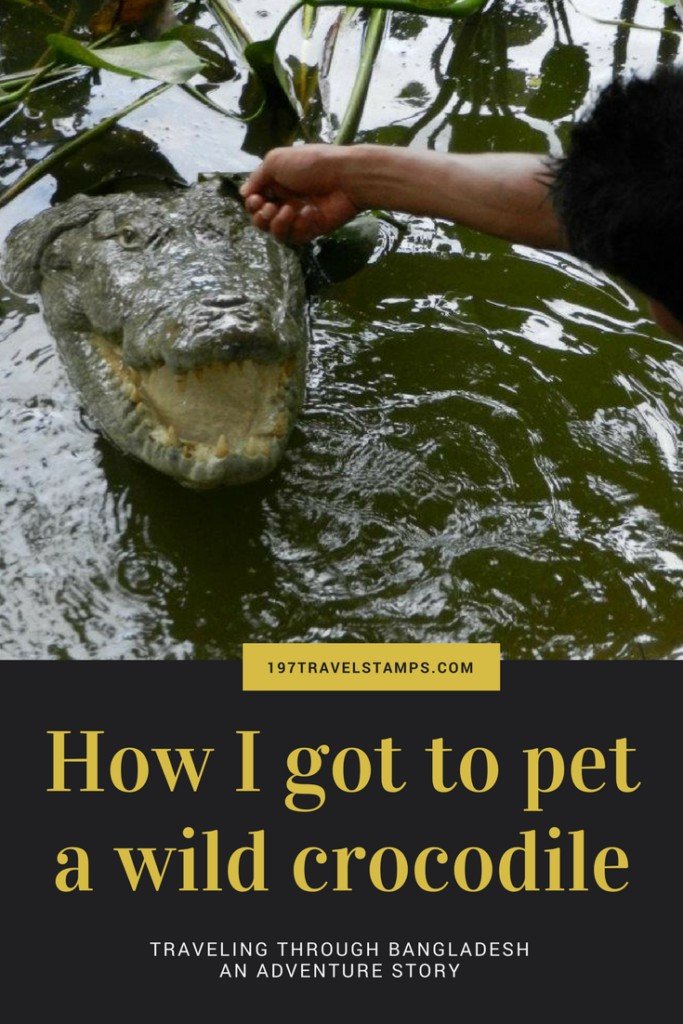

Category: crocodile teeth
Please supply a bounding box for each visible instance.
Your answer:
[272,413,288,439]
[245,436,268,458]
[90,331,301,480]
[121,379,138,402]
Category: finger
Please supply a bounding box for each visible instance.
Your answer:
[244,194,265,213]
[253,209,275,232]
[269,204,297,241]
[289,206,319,245]
[241,147,291,197]
[259,202,280,224]
[240,165,272,198]
[299,204,320,234]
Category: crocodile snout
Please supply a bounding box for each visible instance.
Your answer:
[2,177,309,487]
[121,299,285,372]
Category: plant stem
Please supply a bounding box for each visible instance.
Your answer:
[181,82,264,120]
[0,30,121,95]
[303,4,318,38]
[0,83,171,209]
[335,8,386,144]
[269,0,487,53]
[33,1,78,70]
[296,4,320,110]
[0,65,52,110]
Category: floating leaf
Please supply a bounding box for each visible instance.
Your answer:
[47,34,204,84]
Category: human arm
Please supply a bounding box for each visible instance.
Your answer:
[240,144,568,250]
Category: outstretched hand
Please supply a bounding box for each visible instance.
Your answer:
[240,145,361,244]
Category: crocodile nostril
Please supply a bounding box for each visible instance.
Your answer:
[202,296,249,310]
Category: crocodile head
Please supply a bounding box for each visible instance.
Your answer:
[1,177,308,487]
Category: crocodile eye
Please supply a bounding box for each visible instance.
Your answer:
[118,227,141,249]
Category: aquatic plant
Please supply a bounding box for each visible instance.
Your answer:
[1,0,680,209]
[0,1,484,206]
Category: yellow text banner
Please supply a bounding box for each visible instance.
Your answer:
[243,643,500,691]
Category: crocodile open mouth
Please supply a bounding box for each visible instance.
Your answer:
[89,333,302,487]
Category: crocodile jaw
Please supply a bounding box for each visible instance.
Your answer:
[80,333,305,487]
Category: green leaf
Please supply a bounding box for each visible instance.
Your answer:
[161,24,229,57]
[161,25,235,76]
[305,213,402,288]
[414,0,479,7]
[46,34,204,85]
[242,39,300,121]
[243,38,278,83]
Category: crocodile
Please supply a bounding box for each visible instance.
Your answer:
[1,176,307,487]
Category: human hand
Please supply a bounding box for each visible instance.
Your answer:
[240,145,361,244]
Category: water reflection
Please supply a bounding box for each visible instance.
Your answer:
[97,440,281,658]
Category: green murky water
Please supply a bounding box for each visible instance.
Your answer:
[1,0,681,659]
